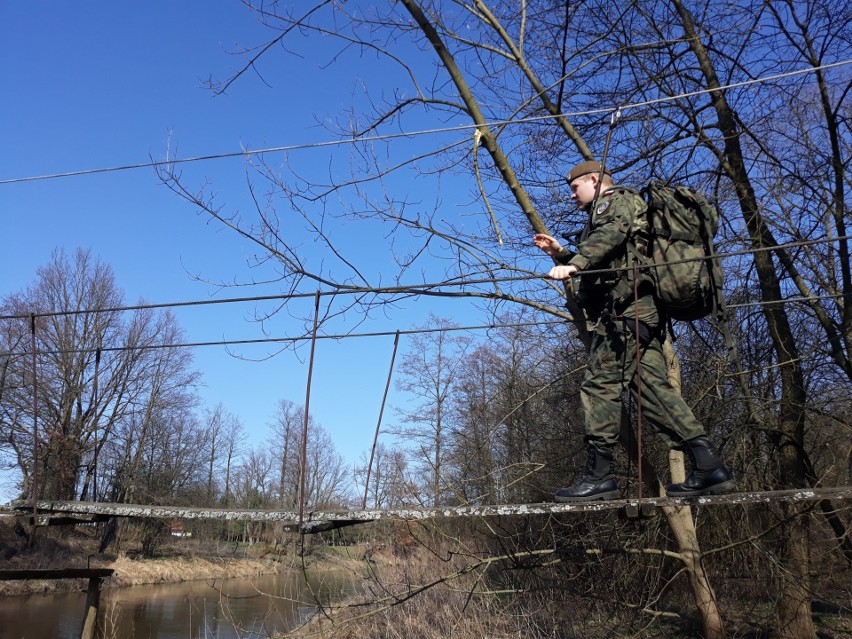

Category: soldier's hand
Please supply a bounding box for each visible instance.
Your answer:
[533,234,563,256]
[548,264,578,280]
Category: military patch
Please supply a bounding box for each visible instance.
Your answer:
[595,201,610,215]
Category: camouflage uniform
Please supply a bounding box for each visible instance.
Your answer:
[556,185,707,450]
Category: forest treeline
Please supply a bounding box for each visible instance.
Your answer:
[1,1,850,638]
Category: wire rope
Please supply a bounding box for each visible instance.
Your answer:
[0,60,849,186]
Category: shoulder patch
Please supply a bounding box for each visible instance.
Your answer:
[595,201,610,215]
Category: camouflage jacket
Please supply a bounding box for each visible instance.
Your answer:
[556,185,659,328]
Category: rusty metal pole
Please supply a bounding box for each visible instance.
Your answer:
[363,330,400,509]
[298,291,321,533]
[29,314,39,536]
[91,347,101,502]
[633,264,645,505]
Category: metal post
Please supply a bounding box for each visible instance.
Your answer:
[29,314,39,535]
[298,291,321,532]
[92,347,101,502]
[633,265,645,504]
[363,331,400,509]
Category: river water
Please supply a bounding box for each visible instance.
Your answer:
[0,569,353,639]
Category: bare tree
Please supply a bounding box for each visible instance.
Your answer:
[220,409,247,508]
[268,398,350,509]
[355,442,415,509]
[302,425,350,509]
[446,312,580,505]
[0,248,201,503]
[231,447,276,544]
[391,315,472,507]
[270,398,303,509]
[201,403,245,506]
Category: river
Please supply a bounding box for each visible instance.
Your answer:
[0,569,353,638]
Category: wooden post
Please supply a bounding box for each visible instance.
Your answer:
[80,575,102,639]
[0,569,113,639]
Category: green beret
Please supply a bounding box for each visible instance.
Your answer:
[566,160,610,183]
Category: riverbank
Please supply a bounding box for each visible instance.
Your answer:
[0,516,366,597]
[3,517,850,638]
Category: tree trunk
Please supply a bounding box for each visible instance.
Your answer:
[661,337,726,639]
[671,2,815,636]
[776,506,815,639]
[665,507,726,639]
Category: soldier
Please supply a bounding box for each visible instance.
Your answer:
[534,160,734,502]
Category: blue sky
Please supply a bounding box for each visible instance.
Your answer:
[0,2,508,501]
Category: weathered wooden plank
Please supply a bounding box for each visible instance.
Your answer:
[0,569,114,580]
[4,486,850,534]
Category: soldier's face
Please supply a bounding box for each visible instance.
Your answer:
[569,175,598,208]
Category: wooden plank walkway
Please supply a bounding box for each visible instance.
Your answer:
[4,486,850,533]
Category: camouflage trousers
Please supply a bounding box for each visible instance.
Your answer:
[581,317,706,449]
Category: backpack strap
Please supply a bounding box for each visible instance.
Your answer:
[608,188,652,304]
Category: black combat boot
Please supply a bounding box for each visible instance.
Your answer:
[666,436,735,497]
[554,445,620,502]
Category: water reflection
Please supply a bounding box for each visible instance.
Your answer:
[0,570,351,639]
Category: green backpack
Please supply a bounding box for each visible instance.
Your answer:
[634,182,726,322]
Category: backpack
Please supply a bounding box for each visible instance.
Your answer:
[631,182,726,322]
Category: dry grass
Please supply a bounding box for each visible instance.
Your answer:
[107,553,277,588]
[293,538,557,639]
